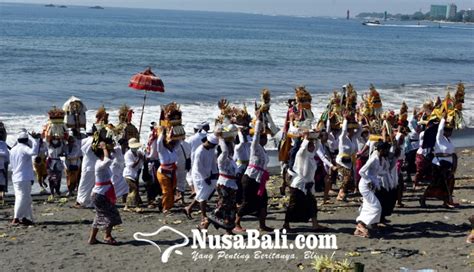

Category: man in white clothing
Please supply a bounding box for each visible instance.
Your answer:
[10,130,39,225]
[184,134,218,225]
[185,121,210,197]
[354,141,390,238]
[74,129,97,208]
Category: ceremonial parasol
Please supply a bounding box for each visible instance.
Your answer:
[128,67,165,134]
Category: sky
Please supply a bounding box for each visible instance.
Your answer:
[3,1,474,17]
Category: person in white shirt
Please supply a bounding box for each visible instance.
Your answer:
[421,116,457,208]
[283,132,327,231]
[233,127,251,204]
[207,128,239,233]
[65,136,82,196]
[74,129,97,208]
[0,127,10,201]
[185,121,210,196]
[175,140,191,205]
[335,116,362,201]
[184,134,218,226]
[234,115,273,233]
[355,128,370,193]
[123,138,144,212]
[414,122,435,189]
[155,127,179,214]
[404,110,420,185]
[110,144,129,202]
[9,130,39,225]
[46,136,65,196]
[315,129,338,204]
[88,141,122,245]
[354,141,390,238]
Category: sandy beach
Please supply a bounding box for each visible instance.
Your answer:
[0,147,472,271]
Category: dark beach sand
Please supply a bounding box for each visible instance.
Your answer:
[1,148,473,271]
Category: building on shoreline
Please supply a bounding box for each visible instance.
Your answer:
[447,3,457,19]
[430,4,448,19]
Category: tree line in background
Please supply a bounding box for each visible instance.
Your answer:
[356,10,474,23]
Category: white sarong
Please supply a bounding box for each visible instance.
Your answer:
[76,170,95,207]
[356,179,382,225]
[193,179,216,202]
[13,181,33,220]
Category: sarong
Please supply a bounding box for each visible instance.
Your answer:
[337,165,354,192]
[285,187,317,223]
[92,193,122,229]
[356,180,381,226]
[34,157,47,180]
[157,171,177,210]
[375,187,396,218]
[313,157,326,192]
[207,185,237,230]
[355,156,368,187]
[237,175,268,217]
[415,153,432,183]
[76,170,95,207]
[66,169,80,192]
[424,161,454,200]
[13,181,33,220]
[125,177,141,207]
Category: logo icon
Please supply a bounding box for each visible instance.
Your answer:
[133,226,190,263]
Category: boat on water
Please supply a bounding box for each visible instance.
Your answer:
[89,6,104,9]
[362,20,381,26]
[44,4,55,7]
[58,5,67,8]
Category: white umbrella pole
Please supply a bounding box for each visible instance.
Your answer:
[138,90,147,135]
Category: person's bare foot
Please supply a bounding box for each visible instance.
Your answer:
[233,226,246,233]
[88,238,98,245]
[11,218,20,225]
[467,232,474,244]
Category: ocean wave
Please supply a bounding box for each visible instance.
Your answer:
[2,83,473,147]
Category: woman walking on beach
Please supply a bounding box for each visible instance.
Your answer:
[354,141,390,238]
[420,115,457,208]
[234,113,273,233]
[10,130,39,225]
[207,129,239,233]
[88,141,122,245]
[283,132,327,231]
[156,127,179,214]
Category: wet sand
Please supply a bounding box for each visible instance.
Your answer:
[1,148,473,271]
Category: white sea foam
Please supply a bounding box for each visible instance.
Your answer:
[2,84,473,147]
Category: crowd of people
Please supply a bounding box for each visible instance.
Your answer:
[0,82,472,245]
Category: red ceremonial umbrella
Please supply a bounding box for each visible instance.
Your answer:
[128,67,165,134]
